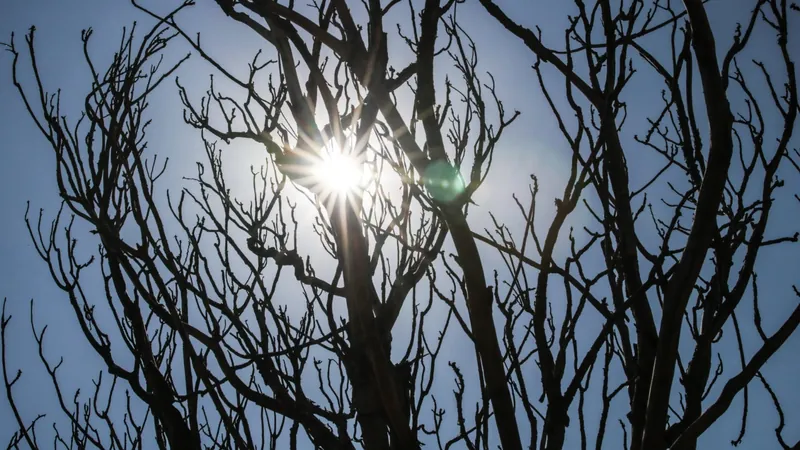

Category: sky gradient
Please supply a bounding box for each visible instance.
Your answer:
[1,0,799,448]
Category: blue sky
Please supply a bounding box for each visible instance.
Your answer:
[1,0,799,448]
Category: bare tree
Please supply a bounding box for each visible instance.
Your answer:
[2,0,799,449]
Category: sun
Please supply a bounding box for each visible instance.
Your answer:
[312,142,370,200]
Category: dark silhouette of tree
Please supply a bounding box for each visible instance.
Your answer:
[2,0,799,449]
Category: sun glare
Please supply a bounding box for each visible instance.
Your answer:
[314,148,367,197]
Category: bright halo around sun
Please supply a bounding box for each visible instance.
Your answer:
[315,151,364,195]
[311,138,372,204]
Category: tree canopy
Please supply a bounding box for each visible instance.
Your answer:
[2,0,799,449]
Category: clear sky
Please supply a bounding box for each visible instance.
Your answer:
[1,0,798,448]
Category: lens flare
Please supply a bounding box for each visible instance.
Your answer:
[422,160,465,203]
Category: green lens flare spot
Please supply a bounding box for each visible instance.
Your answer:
[423,161,465,203]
